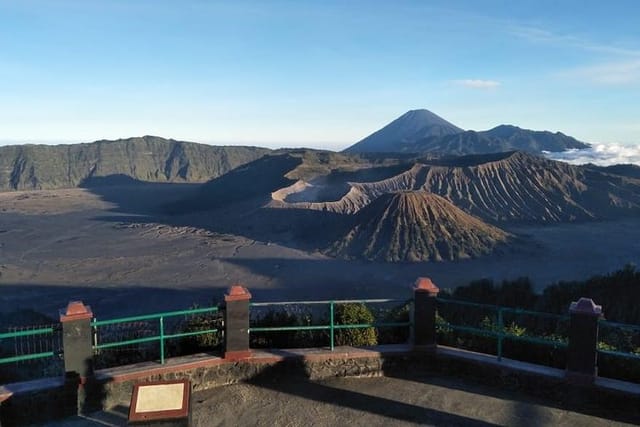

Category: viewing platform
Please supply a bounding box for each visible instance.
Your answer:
[1,279,639,426]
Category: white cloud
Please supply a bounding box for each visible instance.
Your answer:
[563,60,640,85]
[454,79,501,89]
[544,143,640,166]
[509,25,640,57]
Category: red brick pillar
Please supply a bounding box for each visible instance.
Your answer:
[566,298,602,383]
[413,277,440,351]
[59,301,94,379]
[224,285,252,360]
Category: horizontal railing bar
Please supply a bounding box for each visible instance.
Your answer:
[436,298,497,310]
[443,323,568,348]
[505,334,568,348]
[250,325,331,332]
[598,349,640,360]
[251,299,409,307]
[446,324,499,338]
[334,322,412,329]
[500,308,569,321]
[95,335,161,349]
[599,320,640,332]
[0,351,55,364]
[250,321,412,333]
[0,327,55,339]
[92,306,219,326]
[163,329,219,340]
[437,299,569,321]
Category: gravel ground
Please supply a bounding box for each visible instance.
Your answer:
[38,375,635,427]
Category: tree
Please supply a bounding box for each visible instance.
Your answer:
[334,303,378,346]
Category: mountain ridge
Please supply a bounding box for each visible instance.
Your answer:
[343,110,590,155]
[0,136,270,191]
[272,151,640,222]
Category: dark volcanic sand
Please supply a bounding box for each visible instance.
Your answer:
[1,185,639,319]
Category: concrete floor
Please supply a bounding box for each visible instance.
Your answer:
[39,375,636,427]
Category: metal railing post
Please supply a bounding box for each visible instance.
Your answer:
[497,307,503,361]
[330,301,335,351]
[159,316,165,364]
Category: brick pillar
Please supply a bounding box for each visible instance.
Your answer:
[413,277,440,351]
[566,297,602,383]
[59,301,94,379]
[224,285,252,360]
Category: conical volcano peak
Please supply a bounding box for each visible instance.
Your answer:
[344,109,463,154]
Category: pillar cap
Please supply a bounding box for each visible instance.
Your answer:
[225,284,252,302]
[569,298,602,316]
[414,277,439,295]
[60,301,93,322]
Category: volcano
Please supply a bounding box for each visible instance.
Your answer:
[344,109,463,153]
[328,191,510,262]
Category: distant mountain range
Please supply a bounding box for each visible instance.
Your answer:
[0,136,270,191]
[344,109,590,155]
[272,151,640,223]
[168,149,640,262]
[1,130,638,263]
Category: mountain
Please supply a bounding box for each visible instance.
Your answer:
[406,125,589,156]
[480,125,589,152]
[328,191,510,262]
[586,164,640,180]
[275,151,640,222]
[344,109,464,153]
[0,136,270,191]
[343,110,590,155]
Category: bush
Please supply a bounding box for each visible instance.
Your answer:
[180,306,224,353]
[334,303,377,347]
[250,307,323,348]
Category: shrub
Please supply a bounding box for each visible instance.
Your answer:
[334,303,377,346]
[180,305,224,353]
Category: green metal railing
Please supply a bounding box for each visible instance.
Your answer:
[91,306,220,364]
[598,320,640,360]
[0,326,59,364]
[436,298,569,361]
[250,299,412,350]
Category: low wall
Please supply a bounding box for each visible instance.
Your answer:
[2,345,639,426]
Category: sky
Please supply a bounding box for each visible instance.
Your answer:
[1,0,640,152]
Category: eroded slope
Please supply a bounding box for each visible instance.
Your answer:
[329,191,510,262]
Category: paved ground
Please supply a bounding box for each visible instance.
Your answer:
[39,375,635,427]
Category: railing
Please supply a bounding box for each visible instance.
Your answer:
[91,306,220,365]
[436,298,569,362]
[0,326,60,365]
[598,320,640,360]
[249,299,412,350]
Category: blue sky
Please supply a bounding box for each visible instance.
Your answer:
[1,0,639,150]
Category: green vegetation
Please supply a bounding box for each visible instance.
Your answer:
[180,304,224,352]
[446,264,640,324]
[334,303,378,346]
[249,302,409,349]
[439,265,640,382]
[250,308,323,349]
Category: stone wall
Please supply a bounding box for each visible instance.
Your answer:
[1,345,639,426]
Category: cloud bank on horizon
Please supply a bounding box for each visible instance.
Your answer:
[544,143,640,166]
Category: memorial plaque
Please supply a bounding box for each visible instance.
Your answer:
[128,379,191,426]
